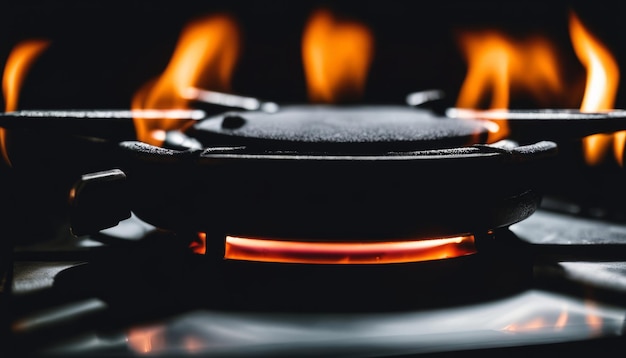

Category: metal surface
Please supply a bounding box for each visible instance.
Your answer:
[0,109,205,141]
[4,106,626,149]
[69,169,131,237]
[446,108,626,141]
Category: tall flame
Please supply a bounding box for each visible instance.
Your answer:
[132,14,240,146]
[456,32,563,142]
[569,12,621,166]
[302,9,374,103]
[1,39,50,165]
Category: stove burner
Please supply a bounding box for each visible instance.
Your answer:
[69,105,558,258]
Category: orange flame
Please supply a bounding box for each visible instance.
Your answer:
[302,9,374,103]
[456,31,563,142]
[1,39,50,165]
[224,235,476,264]
[569,12,621,166]
[132,14,240,146]
[189,232,207,255]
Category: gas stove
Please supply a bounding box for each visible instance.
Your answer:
[2,1,626,357]
[2,105,626,357]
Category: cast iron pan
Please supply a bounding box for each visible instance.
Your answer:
[69,105,558,240]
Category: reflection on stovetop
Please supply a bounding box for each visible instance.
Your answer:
[3,203,626,357]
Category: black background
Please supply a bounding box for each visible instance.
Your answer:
[0,0,624,110]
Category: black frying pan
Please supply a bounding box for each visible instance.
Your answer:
[0,105,623,240]
[65,105,559,240]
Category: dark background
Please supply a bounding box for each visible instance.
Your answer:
[0,0,624,110]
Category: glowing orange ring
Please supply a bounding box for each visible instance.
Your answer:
[224,235,476,264]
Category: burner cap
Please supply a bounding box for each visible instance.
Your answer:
[188,105,489,152]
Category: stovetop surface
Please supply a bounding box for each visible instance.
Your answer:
[3,201,626,357]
